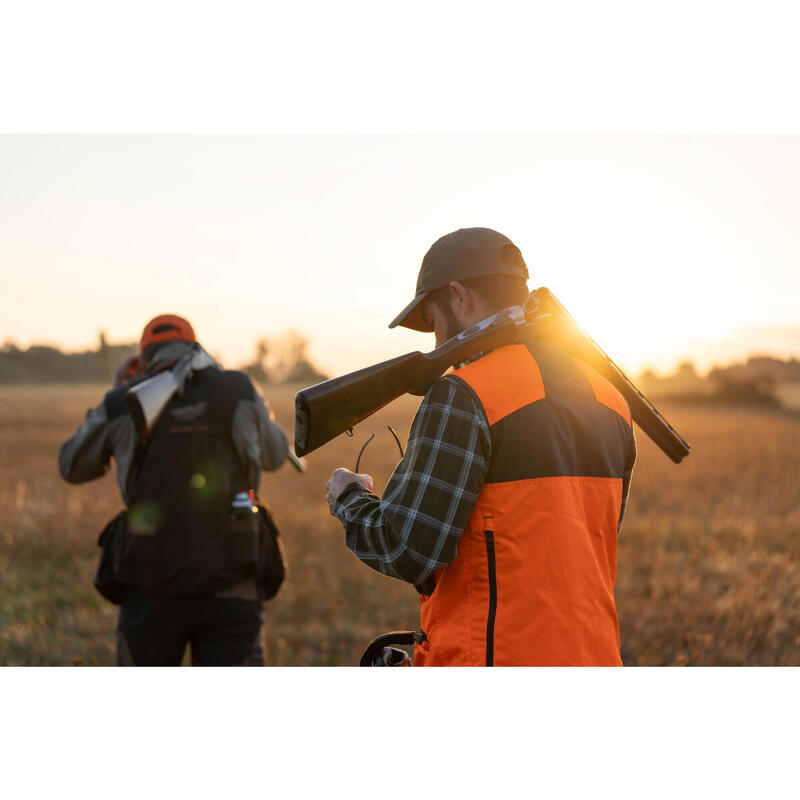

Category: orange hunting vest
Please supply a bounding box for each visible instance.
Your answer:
[413,342,635,667]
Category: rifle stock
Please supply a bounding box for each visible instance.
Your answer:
[127,346,309,473]
[294,288,691,464]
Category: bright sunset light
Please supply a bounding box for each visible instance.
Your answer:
[1,135,798,378]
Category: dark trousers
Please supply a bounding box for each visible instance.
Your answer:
[117,588,264,666]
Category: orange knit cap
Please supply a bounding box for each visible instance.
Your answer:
[139,314,197,350]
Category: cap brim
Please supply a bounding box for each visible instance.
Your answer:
[388,293,432,332]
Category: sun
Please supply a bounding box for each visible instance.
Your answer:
[530,206,730,377]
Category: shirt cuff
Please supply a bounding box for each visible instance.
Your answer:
[333,481,368,517]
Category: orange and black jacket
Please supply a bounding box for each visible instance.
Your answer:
[334,340,636,666]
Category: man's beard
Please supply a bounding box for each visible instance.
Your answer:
[440,303,462,343]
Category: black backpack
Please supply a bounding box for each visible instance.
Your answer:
[94,368,286,602]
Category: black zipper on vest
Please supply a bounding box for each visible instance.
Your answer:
[484,524,497,667]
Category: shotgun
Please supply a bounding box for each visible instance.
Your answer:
[294,287,691,463]
[125,345,307,472]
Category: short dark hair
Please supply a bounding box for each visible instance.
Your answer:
[429,273,529,317]
[460,273,529,311]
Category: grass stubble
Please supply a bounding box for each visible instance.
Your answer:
[0,384,798,666]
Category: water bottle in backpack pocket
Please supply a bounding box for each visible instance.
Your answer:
[229,491,260,574]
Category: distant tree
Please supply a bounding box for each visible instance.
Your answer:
[98,330,115,377]
[709,373,779,407]
[712,356,800,385]
[242,331,327,385]
[0,338,136,384]
[639,368,657,383]
[244,339,272,383]
[676,362,698,380]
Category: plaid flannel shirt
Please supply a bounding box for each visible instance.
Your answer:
[334,364,635,589]
[334,375,490,588]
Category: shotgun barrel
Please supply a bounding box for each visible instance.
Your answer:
[125,346,198,438]
[525,289,690,464]
[125,345,309,472]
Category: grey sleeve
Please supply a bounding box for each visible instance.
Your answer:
[58,401,113,484]
[231,380,289,479]
[254,394,289,471]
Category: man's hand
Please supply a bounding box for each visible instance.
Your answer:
[326,468,374,515]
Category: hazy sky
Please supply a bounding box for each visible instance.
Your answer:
[1,135,798,377]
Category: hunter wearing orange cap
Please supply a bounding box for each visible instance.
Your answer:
[326,228,636,666]
[59,314,291,666]
[139,313,197,349]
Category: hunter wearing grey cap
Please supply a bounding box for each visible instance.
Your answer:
[324,224,534,605]
[388,227,529,332]
[325,225,636,666]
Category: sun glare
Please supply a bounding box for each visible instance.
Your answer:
[533,203,733,376]
[1,136,798,381]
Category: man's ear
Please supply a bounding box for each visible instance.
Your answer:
[447,281,471,318]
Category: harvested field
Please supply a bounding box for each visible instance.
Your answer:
[1,384,798,665]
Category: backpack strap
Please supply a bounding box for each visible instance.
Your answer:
[209,370,258,485]
[211,370,256,422]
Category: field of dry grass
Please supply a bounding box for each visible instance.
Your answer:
[1,383,798,666]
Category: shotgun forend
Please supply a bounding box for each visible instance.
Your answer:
[294,287,691,464]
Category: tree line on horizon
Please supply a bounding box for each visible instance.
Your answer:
[1,333,799,409]
[638,358,800,408]
[0,331,327,386]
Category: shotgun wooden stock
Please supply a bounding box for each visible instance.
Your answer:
[295,319,520,457]
[294,288,691,464]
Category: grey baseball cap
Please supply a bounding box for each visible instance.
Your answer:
[388,227,529,332]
